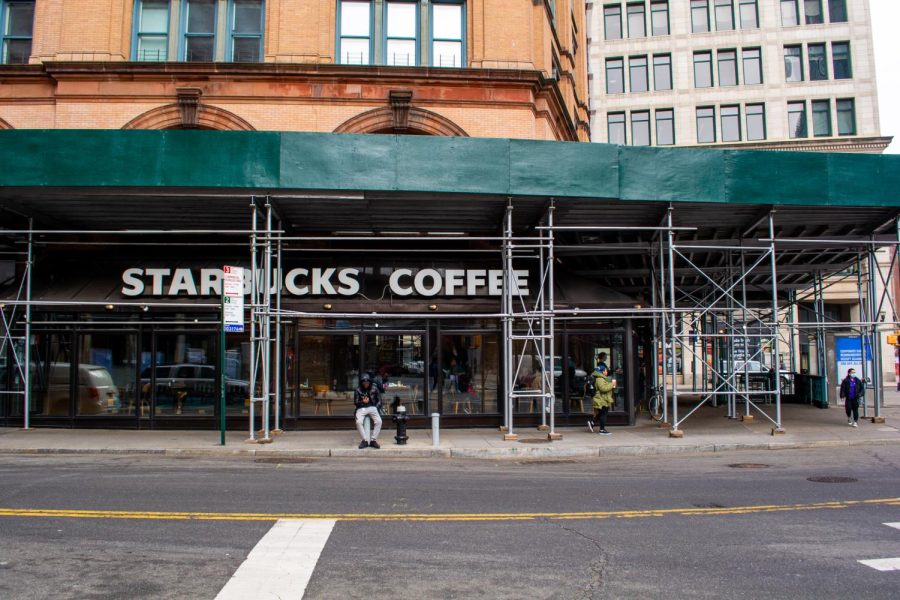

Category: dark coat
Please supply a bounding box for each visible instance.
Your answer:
[839,376,864,402]
[353,384,382,409]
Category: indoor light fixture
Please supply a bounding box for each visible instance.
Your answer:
[428,304,438,311]
[104,304,115,311]
[323,303,333,310]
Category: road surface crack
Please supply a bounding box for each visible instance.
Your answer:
[554,521,608,599]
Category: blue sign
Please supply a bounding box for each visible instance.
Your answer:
[835,336,873,378]
[224,324,244,333]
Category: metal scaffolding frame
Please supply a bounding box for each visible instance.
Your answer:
[2,201,899,440]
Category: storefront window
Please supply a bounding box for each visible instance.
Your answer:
[363,333,424,413]
[567,332,627,413]
[511,337,562,414]
[145,331,217,416]
[439,333,499,415]
[223,332,251,415]
[77,332,137,416]
[296,334,360,416]
[29,332,73,417]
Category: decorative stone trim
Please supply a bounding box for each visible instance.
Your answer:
[334,101,468,136]
[122,103,255,131]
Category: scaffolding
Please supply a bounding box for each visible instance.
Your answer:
[2,200,899,441]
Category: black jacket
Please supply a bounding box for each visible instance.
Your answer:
[353,385,382,409]
[839,376,864,401]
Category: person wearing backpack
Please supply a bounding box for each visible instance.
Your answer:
[587,362,616,435]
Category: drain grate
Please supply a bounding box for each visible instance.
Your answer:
[807,476,858,483]
[518,438,552,444]
[728,463,770,469]
[254,457,315,464]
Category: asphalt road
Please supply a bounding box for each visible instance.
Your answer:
[0,447,898,599]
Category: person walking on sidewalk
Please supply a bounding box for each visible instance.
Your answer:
[354,373,382,448]
[587,364,616,435]
[839,368,864,428]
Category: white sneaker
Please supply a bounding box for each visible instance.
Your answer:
[587,420,594,433]
[848,419,853,426]
[852,422,858,428]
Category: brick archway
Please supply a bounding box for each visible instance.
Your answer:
[122,104,255,131]
[334,106,468,136]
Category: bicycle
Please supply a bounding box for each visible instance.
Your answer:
[642,385,665,422]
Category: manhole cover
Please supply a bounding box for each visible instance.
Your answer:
[807,476,858,483]
[727,463,770,469]
[518,438,551,444]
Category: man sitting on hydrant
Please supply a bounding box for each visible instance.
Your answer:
[354,373,382,449]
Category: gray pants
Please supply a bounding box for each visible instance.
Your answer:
[355,406,382,441]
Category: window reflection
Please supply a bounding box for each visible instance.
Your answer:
[296,335,359,416]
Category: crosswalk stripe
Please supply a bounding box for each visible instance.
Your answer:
[215,519,336,600]
[858,558,900,572]
[885,522,900,531]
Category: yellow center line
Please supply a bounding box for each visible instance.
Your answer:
[0,497,897,523]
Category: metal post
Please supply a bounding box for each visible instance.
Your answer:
[856,254,869,418]
[650,267,660,400]
[248,201,257,441]
[273,216,283,433]
[788,291,797,376]
[539,213,547,432]
[667,208,680,436]
[261,201,272,442]
[22,219,33,430]
[220,294,226,446]
[817,271,829,403]
[548,202,557,438]
[502,201,516,439]
[769,212,784,433]
[658,235,669,425]
[867,244,883,420]
[740,248,750,418]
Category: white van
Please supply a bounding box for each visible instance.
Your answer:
[44,363,120,415]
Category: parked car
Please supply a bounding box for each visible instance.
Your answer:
[140,364,249,412]
[42,362,120,416]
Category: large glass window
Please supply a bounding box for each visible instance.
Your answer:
[29,333,74,417]
[606,57,624,93]
[715,0,734,31]
[784,45,803,82]
[604,4,622,40]
[804,0,823,24]
[364,333,424,413]
[781,0,799,26]
[696,106,716,143]
[432,2,463,67]
[808,43,827,80]
[788,101,808,138]
[439,333,499,415]
[296,335,360,416]
[650,1,669,36]
[742,47,762,84]
[631,111,650,146]
[721,105,741,141]
[655,108,674,145]
[828,0,847,22]
[339,0,371,64]
[147,332,217,416]
[229,0,263,62]
[694,51,713,88]
[718,49,738,86]
[626,2,645,38]
[567,333,628,414]
[832,41,852,79]
[745,103,766,140]
[653,53,672,90]
[608,112,626,144]
[134,1,169,61]
[183,0,215,61]
[385,1,416,66]
[629,55,648,93]
[1,0,34,64]
[78,333,137,417]
[739,0,758,28]
[691,0,710,33]
[836,98,855,135]
[811,99,831,136]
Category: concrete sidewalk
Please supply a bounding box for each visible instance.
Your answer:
[1,396,898,460]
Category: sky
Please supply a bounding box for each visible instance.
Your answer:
[871,0,898,153]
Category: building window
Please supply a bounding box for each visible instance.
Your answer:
[606,57,625,93]
[385,1,416,66]
[787,101,807,138]
[832,41,852,79]
[694,51,713,88]
[653,53,672,90]
[431,1,464,67]
[133,1,169,61]
[718,49,737,86]
[742,47,762,84]
[804,0,823,24]
[696,107,716,143]
[182,0,216,61]
[739,0,758,29]
[745,103,766,140]
[811,99,831,136]
[229,0,264,62]
[608,112,627,144]
[650,1,669,36]
[339,1,371,64]
[808,43,827,81]
[781,0,799,26]
[784,45,803,82]
[836,98,855,135]
[631,110,651,146]
[721,105,741,142]
[691,0,710,33]
[828,0,847,22]
[656,109,674,145]
[604,4,622,40]
[627,3,645,38]
[629,55,648,93]
[1,0,33,64]
[715,0,734,31]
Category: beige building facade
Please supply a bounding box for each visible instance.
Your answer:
[586,0,891,151]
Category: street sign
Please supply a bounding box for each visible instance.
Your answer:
[222,265,244,333]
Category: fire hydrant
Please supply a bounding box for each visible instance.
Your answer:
[392,404,409,445]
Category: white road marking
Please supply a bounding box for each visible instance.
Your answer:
[858,558,900,572]
[215,519,336,600]
[885,522,900,531]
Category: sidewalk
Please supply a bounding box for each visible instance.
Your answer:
[1,393,898,460]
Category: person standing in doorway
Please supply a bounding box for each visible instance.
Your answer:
[354,373,382,448]
[839,368,864,428]
[588,364,616,435]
